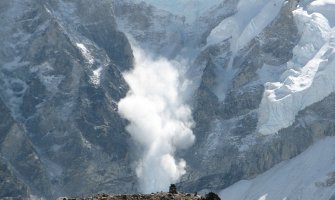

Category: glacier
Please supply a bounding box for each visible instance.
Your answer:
[257,6,335,135]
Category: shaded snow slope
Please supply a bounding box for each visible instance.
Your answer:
[206,0,287,100]
[257,8,335,135]
[207,0,284,50]
[220,137,335,200]
[131,0,222,23]
[307,0,335,27]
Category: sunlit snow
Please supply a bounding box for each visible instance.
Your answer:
[257,7,335,135]
[207,0,284,51]
[76,43,94,65]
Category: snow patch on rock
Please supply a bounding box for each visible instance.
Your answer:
[30,62,65,94]
[76,43,94,65]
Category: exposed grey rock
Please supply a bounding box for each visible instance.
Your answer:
[331,193,335,200]
[0,161,29,199]
[1,0,333,198]
[178,0,308,192]
[112,0,186,58]
[181,91,335,192]
[112,0,238,57]
[0,0,135,198]
[0,99,30,199]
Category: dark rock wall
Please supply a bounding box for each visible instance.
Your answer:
[0,0,135,198]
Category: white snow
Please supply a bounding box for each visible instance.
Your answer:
[75,43,106,86]
[307,0,335,27]
[213,61,236,101]
[257,64,286,84]
[257,8,335,135]
[207,0,285,100]
[76,43,94,65]
[91,67,103,85]
[118,47,195,193]
[132,0,222,22]
[234,0,284,52]
[207,18,236,46]
[207,0,284,51]
[220,137,335,200]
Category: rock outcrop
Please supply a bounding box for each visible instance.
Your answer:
[57,191,220,200]
[0,0,135,198]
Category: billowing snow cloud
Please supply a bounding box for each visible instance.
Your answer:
[118,47,195,193]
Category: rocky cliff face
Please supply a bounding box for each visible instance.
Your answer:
[0,0,135,199]
[1,0,335,199]
[111,0,335,196]
[178,1,302,191]
[178,0,335,192]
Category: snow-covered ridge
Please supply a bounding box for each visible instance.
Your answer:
[257,8,335,135]
[207,0,284,51]
[220,137,335,200]
[205,0,286,101]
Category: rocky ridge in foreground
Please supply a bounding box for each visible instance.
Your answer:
[57,192,220,200]
[57,188,220,200]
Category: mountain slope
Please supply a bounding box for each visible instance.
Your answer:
[1,0,335,199]
[0,0,135,198]
[220,137,335,200]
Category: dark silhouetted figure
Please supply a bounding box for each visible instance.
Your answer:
[169,184,177,194]
[205,192,221,200]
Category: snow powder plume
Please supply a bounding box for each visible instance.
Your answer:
[118,47,195,193]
